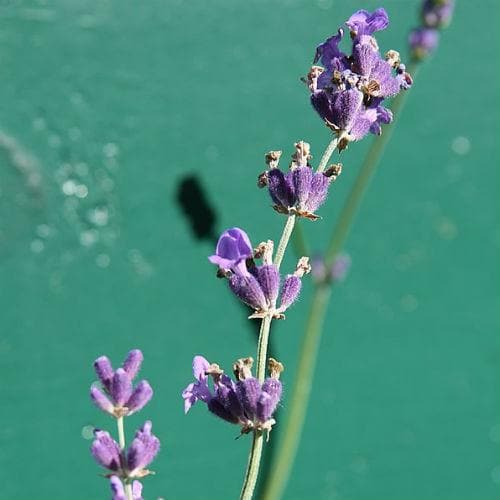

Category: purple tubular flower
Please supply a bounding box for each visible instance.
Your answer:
[90,385,115,415]
[257,378,282,422]
[94,356,113,391]
[182,355,212,413]
[409,28,440,60]
[110,476,126,500]
[208,227,253,276]
[422,0,454,28]
[229,273,268,311]
[126,381,154,415]
[122,350,143,380]
[346,8,389,37]
[91,430,121,472]
[111,368,133,406]
[331,253,352,282]
[183,356,284,435]
[126,421,160,475]
[268,169,295,208]
[256,265,280,307]
[278,275,301,313]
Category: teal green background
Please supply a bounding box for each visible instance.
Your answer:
[1,0,499,499]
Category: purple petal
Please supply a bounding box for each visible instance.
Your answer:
[132,481,143,500]
[122,350,143,380]
[346,8,389,37]
[349,106,378,141]
[91,430,121,471]
[257,264,280,307]
[193,355,210,381]
[228,273,267,311]
[109,476,126,500]
[111,368,133,406]
[94,356,113,390]
[126,380,153,415]
[278,275,302,312]
[208,228,253,271]
[409,27,440,58]
[90,385,115,416]
[313,28,347,71]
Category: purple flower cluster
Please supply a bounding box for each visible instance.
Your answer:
[183,355,283,436]
[91,350,153,418]
[92,422,160,480]
[89,350,159,498]
[409,0,454,60]
[307,8,412,147]
[209,227,310,319]
[312,253,352,284]
[258,142,342,220]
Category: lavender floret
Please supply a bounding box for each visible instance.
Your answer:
[109,476,143,500]
[422,0,454,28]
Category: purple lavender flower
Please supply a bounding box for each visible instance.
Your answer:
[209,234,310,319]
[422,0,454,28]
[109,476,143,500]
[208,227,253,276]
[182,356,284,437]
[90,350,153,418]
[307,9,411,147]
[91,423,160,479]
[259,142,342,220]
[409,28,440,60]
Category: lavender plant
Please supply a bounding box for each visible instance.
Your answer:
[262,2,454,499]
[90,350,160,500]
[182,8,411,500]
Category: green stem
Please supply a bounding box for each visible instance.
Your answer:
[261,285,331,500]
[316,136,340,173]
[240,315,271,500]
[116,417,133,500]
[274,215,296,269]
[291,219,310,259]
[261,63,419,500]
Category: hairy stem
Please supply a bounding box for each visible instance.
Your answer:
[274,215,296,269]
[261,65,417,499]
[240,315,271,500]
[117,417,133,500]
[262,285,331,500]
[316,135,340,173]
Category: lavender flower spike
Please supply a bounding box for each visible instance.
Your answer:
[183,355,284,438]
[208,227,253,276]
[90,349,153,418]
[422,0,454,28]
[307,9,412,147]
[409,28,440,60]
